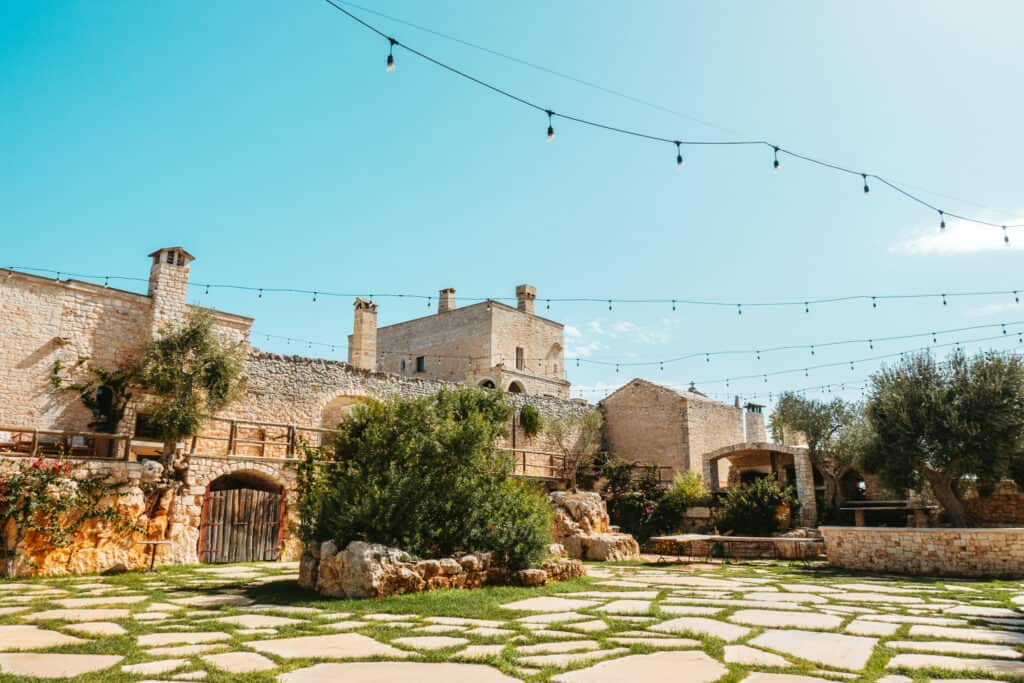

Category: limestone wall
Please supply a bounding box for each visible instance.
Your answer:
[683,395,745,474]
[601,380,688,471]
[964,483,1024,526]
[820,526,1024,577]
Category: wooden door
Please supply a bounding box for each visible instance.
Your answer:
[198,488,283,563]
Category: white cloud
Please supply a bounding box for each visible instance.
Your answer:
[892,215,1022,255]
[564,324,582,339]
[587,320,604,335]
[965,301,1024,318]
[611,320,637,333]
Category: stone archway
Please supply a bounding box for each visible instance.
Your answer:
[702,442,818,528]
[507,381,525,394]
[320,394,367,431]
[198,469,286,564]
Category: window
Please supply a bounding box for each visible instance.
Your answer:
[415,356,426,373]
[400,359,407,372]
[515,347,525,371]
[95,386,114,425]
[134,413,161,439]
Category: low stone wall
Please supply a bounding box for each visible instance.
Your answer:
[964,484,1024,526]
[300,541,585,598]
[820,526,1024,578]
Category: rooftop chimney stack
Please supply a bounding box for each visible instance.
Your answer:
[146,247,194,336]
[348,298,378,371]
[744,403,767,442]
[516,284,536,315]
[438,288,456,314]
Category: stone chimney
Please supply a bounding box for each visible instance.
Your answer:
[744,403,767,442]
[146,247,194,336]
[347,298,378,371]
[516,284,536,314]
[438,288,456,314]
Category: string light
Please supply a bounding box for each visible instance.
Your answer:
[546,110,554,141]
[675,141,684,169]
[737,304,742,316]
[942,294,948,306]
[1005,226,1011,245]
[939,211,946,231]
[11,266,1024,314]
[258,289,263,299]
[103,277,109,288]
[772,146,780,172]
[313,291,318,302]
[862,174,870,195]
[386,37,396,72]
[204,284,209,295]
[871,296,877,309]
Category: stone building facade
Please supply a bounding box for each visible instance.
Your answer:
[0,248,589,574]
[355,285,570,398]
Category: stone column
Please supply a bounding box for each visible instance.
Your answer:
[792,449,818,527]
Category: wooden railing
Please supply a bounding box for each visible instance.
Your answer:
[501,448,567,480]
[0,425,131,459]
[188,417,340,460]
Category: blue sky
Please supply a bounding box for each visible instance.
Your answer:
[3,1,1022,405]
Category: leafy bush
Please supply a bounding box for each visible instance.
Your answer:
[716,478,798,537]
[518,404,543,437]
[601,461,687,542]
[665,470,712,507]
[300,388,553,569]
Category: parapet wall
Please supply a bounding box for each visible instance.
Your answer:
[820,526,1024,578]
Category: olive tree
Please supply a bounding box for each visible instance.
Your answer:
[770,392,869,516]
[545,409,603,490]
[862,350,1024,527]
[137,311,245,477]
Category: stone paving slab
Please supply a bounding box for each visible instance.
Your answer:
[123,659,189,675]
[648,616,750,641]
[845,619,900,636]
[392,636,469,651]
[518,647,629,668]
[728,609,842,630]
[278,661,519,682]
[551,650,727,683]
[65,621,127,636]
[25,607,131,622]
[908,624,1024,644]
[740,674,834,683]
[608,636,700,648]
[596,599,652,614]
[0,624,87,650]
[517,640,600,654]
[248,633,410,659]
[887,653,1024,676]
[213,614,303,628]
[137,631,232,647]
[887,640,1023,658]
[749,629,877,670]
[0,653,123,679]
[202,651,277,673]
[724,644,791,666]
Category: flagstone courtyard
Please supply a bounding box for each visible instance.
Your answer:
[0,561,1023,682]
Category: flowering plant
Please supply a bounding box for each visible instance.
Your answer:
[0,457,137,577]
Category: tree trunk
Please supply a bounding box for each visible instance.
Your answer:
[821,472,839,518]
[922,466,970,527]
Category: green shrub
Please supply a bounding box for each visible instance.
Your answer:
[665,470,712,507]
[519,404,543,437]
[601,461,686,542]
[716,478,798,536]
[300,388,553,569]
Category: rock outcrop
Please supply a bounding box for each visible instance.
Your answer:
[549,491,640,561]
[305,540,585,598]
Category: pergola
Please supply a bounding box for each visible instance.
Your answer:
[702,442,817,528]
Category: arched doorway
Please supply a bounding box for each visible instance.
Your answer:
[198,471,285,563]
[321,394,367,431]
[508,381,525,394]
[478,379,496,390]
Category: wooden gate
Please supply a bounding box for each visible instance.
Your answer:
[198,488,284,563]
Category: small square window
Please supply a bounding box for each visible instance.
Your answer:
[415,356,426,373]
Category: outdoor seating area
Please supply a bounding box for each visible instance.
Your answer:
[0,426,131,459]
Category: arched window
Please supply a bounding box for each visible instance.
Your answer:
[508,381,525,394]
[478,379,496,390]
[95,385,115,431]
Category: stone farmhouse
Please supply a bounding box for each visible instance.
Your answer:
[0,247,588,574]
[601,379,817,526]
[0,246,825,574]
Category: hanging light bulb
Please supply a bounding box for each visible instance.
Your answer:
[763,374,768,383]
[312,291,318,303]
[671,299,676,311]
[104,276,109,288]
[862,174,870,195]
[773,146,780,172]
[1004,226,1010,245]
[939,211,946,231]
[1015,291,1020,304]
[258,288,263,299]
[675,141,684,169]
[204,284,209,295]
[869,339,874,350]
[608,299,612,311]
[810,345,815,356]
[386,37,396,72]
[871,296,877,309]
[942,294,948,306]
[804,302,810,314]
[546,110,554,141]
